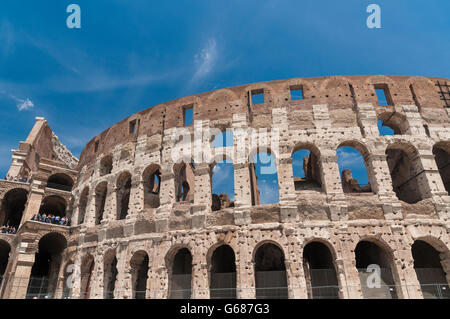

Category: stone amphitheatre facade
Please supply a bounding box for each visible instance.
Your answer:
[0,75,449,299]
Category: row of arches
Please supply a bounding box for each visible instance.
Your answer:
[68,238,449,299]
[79,139,449,224]
[0,190,68,229]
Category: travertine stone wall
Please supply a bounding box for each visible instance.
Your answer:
[1,75,449,299]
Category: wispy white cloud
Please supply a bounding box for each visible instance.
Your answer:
[15,97,34,111]
[190,38,218,85]
[337,148,363,167]
[0,91,35,111]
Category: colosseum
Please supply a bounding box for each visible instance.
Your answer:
[0,75,449,299]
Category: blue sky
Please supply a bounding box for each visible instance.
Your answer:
[0,1,449,202]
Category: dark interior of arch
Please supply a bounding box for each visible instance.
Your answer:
[100,156,113,176]
[47,173,74,191]
[132,253,149,299]
[254,243,288,299]
[0,188,28,228]
[355,241,397,299]
[292,148,322,191]
[303,242,339,299]
[210,245,236,299]
[143,166,161,209]
[412,240,450,298]
[386,147,423,204]
[169,248,192,299]
[26,233,67,299]
[95,183,107,225]
[78,188,89,225]
[433,147,450,194]
[0,240,11,278]
[39,196,67,217]
[117,174,131,220]
[104,256,118,299]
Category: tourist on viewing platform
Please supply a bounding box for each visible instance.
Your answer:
[40,213,46,222]
[54,215,60,224]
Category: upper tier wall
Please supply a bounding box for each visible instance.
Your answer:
[77,75,449,170]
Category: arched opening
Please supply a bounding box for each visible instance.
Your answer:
[303,242,339,299]
[47,173,74,192]
[95,182,107,225]
[39,195,67,218]
[412,240,450,299]
[26,232,67,299]
[116,172,131,220]
[174,163,195,202]
[433,145,450,194]
[130,250,149,299]
[103,252,118,299]
[377,112,408,136]
[250,152,279,205]
[168,248,192,299]
[386,143,424,204]
[212,131,234,148]
[292,145,322,191]
[100,155,113,176]
[78,187,89,225]
[80,254,95,299]
[0,188,28,228]
[337,144,372,194]
[254,243,288,299]
[209,245,236,299]
[143,164,161,209]
[355,240,397,299]
[211,160,235,211]
[0,240,11,286]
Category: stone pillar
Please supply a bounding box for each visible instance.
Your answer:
[5,252,35,299]
[355,103,378,137]
[338,237,364,299]
[127,170,144,219]
[236,238,255,299]
[402,105,427,136]
[20,188,44,226]
[396,250,424,299]
[155,164,175,233]
[278,157,298,223]
[285,241,308,299]
[320,154,348,221]
[84,188,96,227]
[191,258,209,299]
[70,255,83,299]
[416,151,448,197]
[233,163,252,225]
[192,163,211,229]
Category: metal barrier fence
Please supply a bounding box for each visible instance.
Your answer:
[0,275,448,299]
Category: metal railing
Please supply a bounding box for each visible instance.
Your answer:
[1,275,449,299]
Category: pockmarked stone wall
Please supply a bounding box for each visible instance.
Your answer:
[0,75,450,299]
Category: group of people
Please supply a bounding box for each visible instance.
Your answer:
[4,174,29,183]
[31,213,71,226]
[1,225,16,234]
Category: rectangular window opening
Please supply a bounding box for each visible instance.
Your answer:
[183,105,193,126]
[129,120,137,135]
[374,84,393,106]
[290,85,304,100]
[94,140,99,153]
[251,89,265,105]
